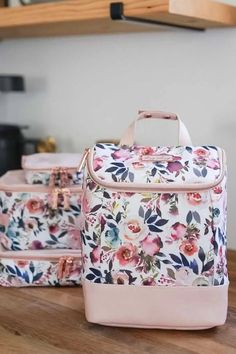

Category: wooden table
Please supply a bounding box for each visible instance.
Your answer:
[0,250,235,354]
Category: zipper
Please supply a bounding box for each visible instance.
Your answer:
[87,148,226,193]
[51,188,71,210]
[0,249,82,280]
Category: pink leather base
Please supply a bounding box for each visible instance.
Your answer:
[83,281,228,329]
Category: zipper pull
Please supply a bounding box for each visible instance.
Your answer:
[57,256,74,280]
[62,188,71,210]
[60,168,69,188]
[77,148,90,174]
[49,167,59,187]
[51,188,60,209]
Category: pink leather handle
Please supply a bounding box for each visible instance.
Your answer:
[119,110,192,146]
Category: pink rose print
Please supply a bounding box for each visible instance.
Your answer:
[112,271,129,285]
[138,147,156,156]
[141,234,162,256]
[123,217,147,242]
[194,148,210,159]
[142,277,156,286]
[49,224,60,234]
[213,186,222,195]
[93,157,103,172]
[68,229,81,249]
[170,222,187,241]
[179,239,198,256]
[167,161,183,173]
[207,159,220,170]
[111,149,131,160]
[115,243,139,266]
[187,192,202,206]
[16,260,29,268]
[90,246,101,265]
[26,198,44,214]
[29,240,44,250]
[132,161,145,169]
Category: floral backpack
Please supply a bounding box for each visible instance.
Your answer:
[82,110,228,329]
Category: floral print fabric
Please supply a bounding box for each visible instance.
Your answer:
[91,144,222,185]
[0,190,82,251]
[25,170,83,186]
[82,144,228,287]
[0,257,81,287]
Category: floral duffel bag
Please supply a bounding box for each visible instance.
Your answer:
[82,110,228,329]
[22,153,83,187]
[0,170,82,286]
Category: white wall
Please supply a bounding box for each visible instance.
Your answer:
[0,26,236,248]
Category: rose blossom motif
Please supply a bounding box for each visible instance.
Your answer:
[16,260,29,268]
[93,157,103,172]
[170,222,187,241]
[187,192,202,206]
[123,217,147,242]
[194,148,210,159]
[112,271,129,285]
[179,239,198,256]
[175,267,194,286]
[115,243,139,266]
[26,198,44,214]
[167,161,183,173]
[29,240,44,250]
[68,229,81,249]
[90,246,101,265]
[207,159,220,170]
[111,149,131,160]
[138,147,156,156]
[24,219,38,232]
[212,185,223,201]
[49,224,60,234]
[141,234,162,256]
[132,161,145,169]
[142,277,156,286]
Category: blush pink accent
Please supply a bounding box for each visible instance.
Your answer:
[119,110,192,147]
[83,281,228,329]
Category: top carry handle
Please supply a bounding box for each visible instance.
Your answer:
[119,110,192,146]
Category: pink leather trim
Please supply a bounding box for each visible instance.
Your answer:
[119,110,192,146]
[83,281,228,329]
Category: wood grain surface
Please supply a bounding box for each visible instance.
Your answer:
[0,0,236,39]
[0,249,235,354]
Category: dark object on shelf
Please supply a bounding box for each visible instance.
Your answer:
[0,75,25,92]
[0,124,39,175]
[110,2,205,31]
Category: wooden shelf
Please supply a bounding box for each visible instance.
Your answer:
[0,0,236,39]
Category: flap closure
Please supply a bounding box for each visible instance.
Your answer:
[88,144,225,191]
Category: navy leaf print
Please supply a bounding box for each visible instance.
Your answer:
[111,174,118,182]
[116,168,126,176]
[193,168,201,177]
[105,167,118,173]
[103,191,111,199]
[202,167,208,177]
[33,272,43,282]
[6,265,16,274]
[145,209,152,221]
[186,146,193,153]
[86,273,96,281]
[90,204,102,213]
[111,162,125,167]
[193,211,201,224]
[138,206,144,218]
[148,225,162,233]
[121,170,128,181]
[96,144,106,149]
[180,253,189,267]
[129,172,134,182]
[89,268,102,277]
[202,260,214,272]
[156,219,168,226]
[186,211,193,224]
[198,247,205,263]
[147,215,158,224]
[170,254,182,264]
[190,259,199,275]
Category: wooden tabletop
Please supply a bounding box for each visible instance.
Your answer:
[0,250,235,354]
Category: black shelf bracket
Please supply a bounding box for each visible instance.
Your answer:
[110,2,205,32]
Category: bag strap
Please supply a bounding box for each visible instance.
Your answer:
[119,110,192,146]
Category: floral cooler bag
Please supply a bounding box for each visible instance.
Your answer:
[82,110,228,329]
[0,170,83,287]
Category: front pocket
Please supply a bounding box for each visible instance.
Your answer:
[0,189,82,251]
[0,249,82,287]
